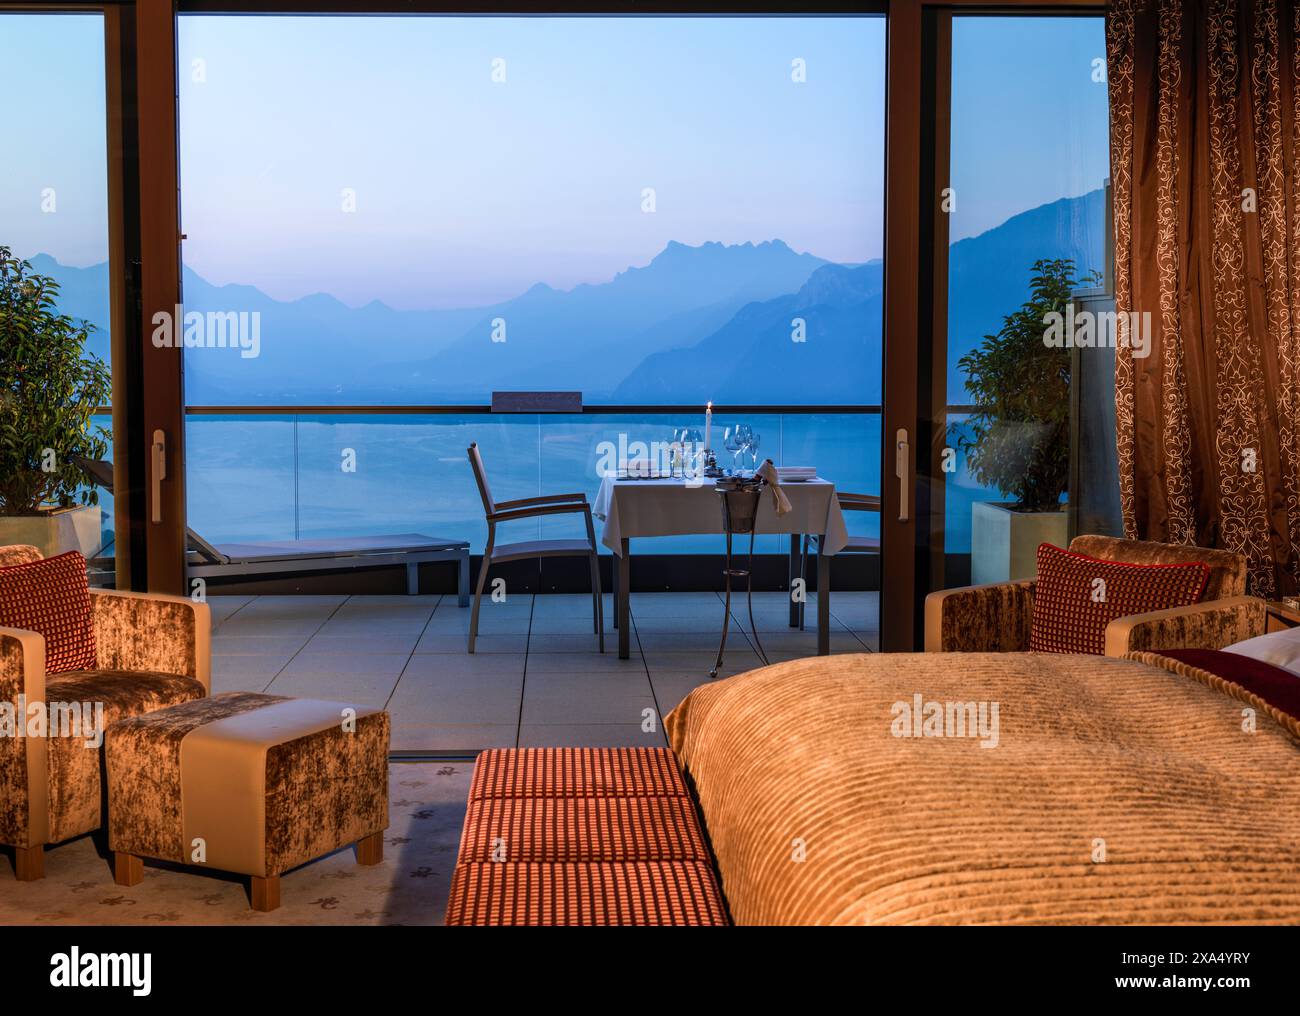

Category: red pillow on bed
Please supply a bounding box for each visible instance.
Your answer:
[0,551,97,674]
[1030,543,1210,655]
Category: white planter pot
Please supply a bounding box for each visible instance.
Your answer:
[0,505,105,560]
[970,501,1068,585]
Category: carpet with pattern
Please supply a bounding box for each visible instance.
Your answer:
[0,762,470,926]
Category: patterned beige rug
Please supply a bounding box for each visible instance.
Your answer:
[0,761,470,926]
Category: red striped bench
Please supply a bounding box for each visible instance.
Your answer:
[445,748,730,926]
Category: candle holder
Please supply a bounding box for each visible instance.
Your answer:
[703,450,723,477]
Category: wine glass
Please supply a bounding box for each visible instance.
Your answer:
[734,424,753,475]
[668,427,686,477]
[747,431,762,473]
[723,426,744,476]
[681,427,703,479]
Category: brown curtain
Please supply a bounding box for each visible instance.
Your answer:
[1108,0,1300,597]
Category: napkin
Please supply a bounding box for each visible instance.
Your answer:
[756,458,792,516]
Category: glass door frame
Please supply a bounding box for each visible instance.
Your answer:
[109,0,1108,639]
[883,1,1106,649]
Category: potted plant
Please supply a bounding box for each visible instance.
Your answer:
[953,258,1093,584]
[0,247,111,559]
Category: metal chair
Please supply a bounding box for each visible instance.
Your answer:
[466,442,603,653]
[797,492,881,630]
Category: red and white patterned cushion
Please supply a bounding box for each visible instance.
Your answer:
[458,794,710,863]
[0,550,97,674]
[446,861,729,927]
[469,746,689,799]
[449,748,730,926]
[1030,543,1210,655]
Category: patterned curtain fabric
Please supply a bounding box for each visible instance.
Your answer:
[1107,0,1300,596]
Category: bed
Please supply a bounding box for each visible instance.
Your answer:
[665,651,1300,925]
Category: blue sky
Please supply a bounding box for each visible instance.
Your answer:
[173,15,886,308]
[1,14,108,268]
[2,12,1107,311]
[950,16,1110,241]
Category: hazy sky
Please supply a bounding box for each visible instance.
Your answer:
[2,12,1107,311]
[950,16,1110,242]
[173,15,886,308]
[1,14,108,268]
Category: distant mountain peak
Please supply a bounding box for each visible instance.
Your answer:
[651,238,796,262]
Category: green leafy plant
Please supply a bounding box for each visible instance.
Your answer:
[952,258,1096,513]
[0,247,111,516]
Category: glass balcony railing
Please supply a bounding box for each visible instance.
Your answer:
[87,408,1016,562]
[183,410,885,556]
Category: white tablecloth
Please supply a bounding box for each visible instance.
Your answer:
[592,476,849,556]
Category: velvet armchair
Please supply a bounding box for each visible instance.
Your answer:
[1,545,210,880]
[924,535,1265,656]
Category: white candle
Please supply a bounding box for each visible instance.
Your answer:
[705,401,712,452]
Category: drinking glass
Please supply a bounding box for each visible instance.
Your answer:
[681,428,703,479]
[668,427,686,477]
[747,432,762,473]
[735,424,753,475]
[724,426,744,476]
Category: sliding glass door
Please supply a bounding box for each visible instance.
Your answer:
[175,12,885,643]
[925,12,1113,599]
[0,11,117,587]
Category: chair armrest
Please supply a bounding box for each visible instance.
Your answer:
[0,627,49,849]
[924,580,1036,652]
[1103,595,1267,657]
[495,492,588,511]
[837,493,881,513]
[488,502,593,524]
[89,590,211,693]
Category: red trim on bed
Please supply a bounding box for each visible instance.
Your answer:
[1157,649,1300,723]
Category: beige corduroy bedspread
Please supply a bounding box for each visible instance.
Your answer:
[665,652,1300,925]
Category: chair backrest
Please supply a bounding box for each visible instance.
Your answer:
[72,455,115,494]
[467,443,496,515]
[1067,534,1248,600]
[0,545,43,568]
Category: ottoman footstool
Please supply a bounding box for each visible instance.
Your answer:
[447,748,730,926]
[105,692,390,911]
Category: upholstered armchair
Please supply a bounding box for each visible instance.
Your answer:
[924,535,1265,656]
[0,545,210,880]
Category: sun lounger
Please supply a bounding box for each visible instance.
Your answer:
[75,457,469,601]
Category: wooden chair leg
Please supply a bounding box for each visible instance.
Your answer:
[13,845,44,881]
[251,875,280,912]
[113,851,143,887]
[356,831,384,866]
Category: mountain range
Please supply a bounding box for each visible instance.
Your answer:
[28,188,1105,405]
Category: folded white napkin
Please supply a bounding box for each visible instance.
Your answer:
[756,459,793,516]
[775,466,816,482]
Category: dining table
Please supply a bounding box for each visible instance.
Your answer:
[592,474,851,659]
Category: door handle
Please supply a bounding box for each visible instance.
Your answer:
[895,428,910,523]
[151,429,167,524]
